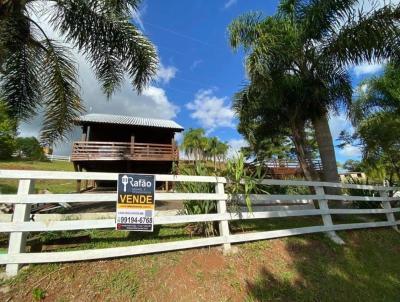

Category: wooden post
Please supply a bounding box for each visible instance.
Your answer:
[6,179,34,276]
[130,135,135,156]
[380,190,399,231]
[315,186,345,244]
[74,163,81,192]
[81,125,88,141]
[215,181,231,253]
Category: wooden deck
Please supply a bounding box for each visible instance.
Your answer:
[71,141,179,161]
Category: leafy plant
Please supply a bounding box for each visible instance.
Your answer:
[224,153,266,213]
[176,163,217,236]
[15,137,47,161]
[32,287,46,301]
[0,101,17,160]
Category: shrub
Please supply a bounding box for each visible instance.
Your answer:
[176,163,217,236]
[0,101,17,159]
[32,287,46,301]
[15,137,47,161]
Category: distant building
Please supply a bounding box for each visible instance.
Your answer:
[71,114,184,177]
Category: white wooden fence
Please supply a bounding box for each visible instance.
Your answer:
[46,154,71,162]
[0,170,399,277]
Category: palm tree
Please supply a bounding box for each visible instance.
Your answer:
[181,128,208,162]
[216,141,228,167]
[0,0,157,144]
[228,0,400,182]
[234,73,324,180]
[348,63,400,181]
[206,137,220,170]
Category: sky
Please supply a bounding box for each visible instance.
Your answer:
[20,0,395,163]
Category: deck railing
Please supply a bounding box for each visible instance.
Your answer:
[0,169,399,276]
[256,159,323,170]
[71,141,179,161]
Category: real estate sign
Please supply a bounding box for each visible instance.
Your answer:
[116,174,155,231]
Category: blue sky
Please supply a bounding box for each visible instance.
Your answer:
[22,0,389,162]
[134,0,278,152]
[131,0,386,163]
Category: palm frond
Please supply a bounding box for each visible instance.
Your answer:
[298,0,357,40]
[228,11,263,51]
[324,4,400,66]
[40,40,84,144]
[50,0,158,94]
[1,37,43,118]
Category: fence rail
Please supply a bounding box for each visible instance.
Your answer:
[45,154,71,162]
[0,169,399,276]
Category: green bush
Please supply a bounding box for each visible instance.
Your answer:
[15,137,47,161]
[32,287,46,301]
[176,163,217,236]
[0,101,17,159]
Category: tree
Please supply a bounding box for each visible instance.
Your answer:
[15,137,46,161]
[181,128,208,162]
[216,141,228,166]
[0,0,158,144]
[340,64,400,183]
[343,160,363,172]
[0,101,16,159]
[228,0,400,183]
[234,82,322,180]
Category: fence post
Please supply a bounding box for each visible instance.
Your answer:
[315,186,345,245]
[215,181,231,253]
[6,179,34,277]
[380,190,399,231]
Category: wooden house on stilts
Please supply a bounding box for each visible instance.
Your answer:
[71,114,184,190]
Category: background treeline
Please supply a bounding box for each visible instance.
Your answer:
[0,101,46,161]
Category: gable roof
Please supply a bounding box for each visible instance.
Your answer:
[76,114,184,131]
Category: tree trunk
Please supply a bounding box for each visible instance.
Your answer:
[312,114,339,183]
[291,121,319,181]
[313,114,343,207]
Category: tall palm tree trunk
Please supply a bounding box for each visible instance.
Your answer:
[312,114,340,183]
[313,114,343,207]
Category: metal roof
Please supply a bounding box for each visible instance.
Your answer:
[76,114,184,131]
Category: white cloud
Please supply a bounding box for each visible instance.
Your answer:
[224,0,237,9]
[156,62,178,84]
[190,59,203,71]
[227,138,248,158]
[338,144,362,158]
[186,89,235,132]
[353,62,383,77]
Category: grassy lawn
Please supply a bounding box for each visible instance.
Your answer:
[0,160,75,194]
[0,228,399,301]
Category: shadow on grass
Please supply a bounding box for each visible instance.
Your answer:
[245,228,400,301]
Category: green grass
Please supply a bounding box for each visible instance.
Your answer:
[245,229,400,302]
[0,160,75,194]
